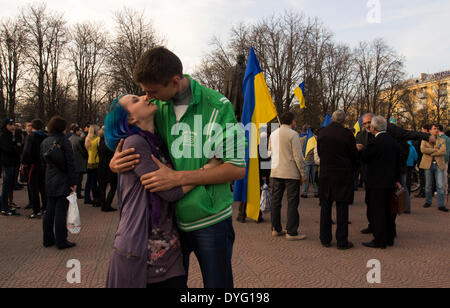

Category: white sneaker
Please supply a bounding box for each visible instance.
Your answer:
[286,233,307,241]
[272,230,286,237]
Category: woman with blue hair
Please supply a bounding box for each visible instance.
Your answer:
[104,94,194,288]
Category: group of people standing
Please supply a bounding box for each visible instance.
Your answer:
[0,116,118,249]
[266,109,448,251]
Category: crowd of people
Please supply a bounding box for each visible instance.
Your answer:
[0,45,448,289]
[0,117,117,249]
[264,110,449,250]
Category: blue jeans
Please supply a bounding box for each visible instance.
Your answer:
[425,163,445,208]
[180,217,235,288]
[1,167,16,212]
[302,164,318,195]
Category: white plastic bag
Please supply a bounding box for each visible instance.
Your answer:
[67,192,81,234]
[260,184,272,213]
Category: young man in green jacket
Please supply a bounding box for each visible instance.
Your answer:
[110,47,246,288]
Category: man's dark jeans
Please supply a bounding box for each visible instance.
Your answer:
[1,167,16,212]
[75,172,84,197]
[180,217,235,288]
[43,196,69,247]
[320,200,349,247]
[271,178,300,236]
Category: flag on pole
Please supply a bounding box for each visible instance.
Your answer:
[354,117,363,137]
[294,82,306,109]
[321,114,332,128]
[303,128,317,158]
[233,47,278,222]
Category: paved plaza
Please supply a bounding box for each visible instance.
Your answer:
[0,183,449,288]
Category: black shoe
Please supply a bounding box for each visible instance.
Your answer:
[438,207,449,212]
[322,242,332,248]
[404,210,411,214]
[314,194,319,198]
[301,195,308,199]
[256,216,264,224]
[236,217,246,223]
[337,242,354,250]
[415,193,425,198]
[423,203,431,208]
[102,207,117,212]
[57,241,76,250]
[363,241,386,249]
[387,241,394,247]
[28,214,41,219]
[24,204,32,209]
[2,210,20,216]
[43,242,55,248]
[361,228,372,234]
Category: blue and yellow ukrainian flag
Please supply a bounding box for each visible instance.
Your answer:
[233,47,278,222]
[354,117,363,137]
[303,128,317,158]
[294,82,306,109]
[390,117,397,124]
[321,114,332,128]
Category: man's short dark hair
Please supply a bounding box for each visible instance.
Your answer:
[437,124,444,132]
[31,119,45,130]
[47,116,67,134]
[422,124,432,131]
[431,124,440,130]
[280,112,295,125]
[133,46,183,86]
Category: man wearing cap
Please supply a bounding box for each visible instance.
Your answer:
[0,118,21,216]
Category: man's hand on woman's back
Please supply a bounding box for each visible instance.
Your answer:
[109,139,141,173]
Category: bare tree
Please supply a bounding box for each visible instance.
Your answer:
[430,83,448,126]
[323,43,357,114]
[69,22,108,124]
[106,7,166,95]
[21,3,67,120]
[0,18,27,118]
[354,38,404,115]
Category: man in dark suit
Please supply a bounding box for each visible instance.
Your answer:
[357,115,432,233]
[318,110,358,250]
[361,116,403,249]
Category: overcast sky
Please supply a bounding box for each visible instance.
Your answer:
[1,0,449,77]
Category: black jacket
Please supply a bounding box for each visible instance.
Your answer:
[0,128,21,167]
[387,123,429,173]
[318,122,358,203]
[40,133,77,197]
[362,132,402,190]
[98,136,115,183]
[22,131,47,171]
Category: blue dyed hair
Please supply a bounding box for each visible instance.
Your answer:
[104,95,142,151]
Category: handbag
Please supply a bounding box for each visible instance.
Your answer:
[390,187,407,215]
[43,138,66,171]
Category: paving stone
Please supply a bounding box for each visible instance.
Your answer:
[0,184,449,288]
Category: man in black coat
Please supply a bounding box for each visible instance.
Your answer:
[357,114,432,233]
[318,110,358,250]
[21,119,48,219]
[0,118,21,216]
[361,116,403,249]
